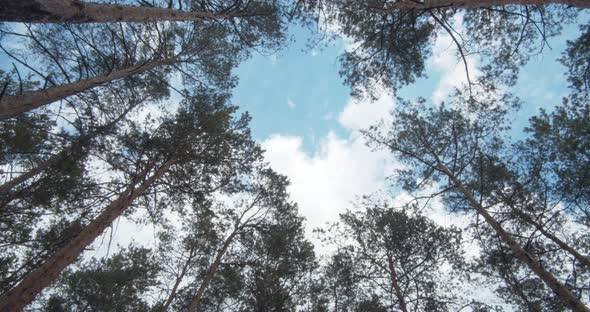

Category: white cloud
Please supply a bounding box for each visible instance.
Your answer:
[287,97,296,109]
[338,89,394,130]
[261,91,399,249]
[262,131,394,231]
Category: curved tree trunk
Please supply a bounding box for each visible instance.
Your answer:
[0,0,259,23]
[0,57,175,119]
[0,160,173,311]
[186,231,238,312]
[436,162,590,312]
[372,0,590,11]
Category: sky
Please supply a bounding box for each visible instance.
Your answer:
[227,19,583,244]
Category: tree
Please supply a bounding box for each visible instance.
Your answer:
[363,95,589,311]
[1,0,277,23]
[0,89,144,195]
[561,22,590,100]
[43,246,160,312]
[143,169,315,312]
[233,196,316,311]
[0,19,238,118]
[326,250,359,312]
[185,168,297,311]
[303,0,579,97]
[0,90,262,310]
[0,83,157,297]
[320,200,463,312]
[473,233,565,311]
[522,99,590,224]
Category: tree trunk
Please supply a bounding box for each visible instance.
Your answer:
[0,0,260,23]
[0,57,175,119]
[186,231,238,312]
[0,160,173,311]
[372,0,590,11]
[512,208,590,269]
[436,162,590,312]
[0,156,55,194]
[387,255,409,312]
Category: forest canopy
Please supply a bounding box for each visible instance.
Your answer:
[0,0,590,311]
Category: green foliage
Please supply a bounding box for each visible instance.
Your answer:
[321,202,463,311]
[473,239,563,312]
[463,4,573,86]
[45,246,160,312]
[336,1,436,97]
[361,91,590,309]
[561,22,590,99]
[304,2,576,98]
[524,99,590,222]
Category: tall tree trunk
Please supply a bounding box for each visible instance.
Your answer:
[387,254,409,312]
[436,161,590,312]
[511,208,590,269]
[372,0,590,11]
[0,0,261,23]
[186,231,238,312]
[0,160,173,311]
[0,57,175,119]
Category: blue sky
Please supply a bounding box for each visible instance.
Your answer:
[232,25,351,151]
[234,19,582,152]
[227,15,588,244]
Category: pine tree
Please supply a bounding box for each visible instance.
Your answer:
[363,94,589,311]
[0,90,262,310]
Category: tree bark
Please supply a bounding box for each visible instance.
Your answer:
[436,162,590,312]
[0,57,175,119]
[186,231,238,312]
[371,0,590,11]
[0,160,173,311]
[0,0,259,23]
[387,254,409,312]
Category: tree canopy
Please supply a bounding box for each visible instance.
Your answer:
[1,0,590,311]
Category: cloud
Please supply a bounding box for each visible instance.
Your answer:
[338,89,394,130]
[261,91,399,247]
[287,97,296,109]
